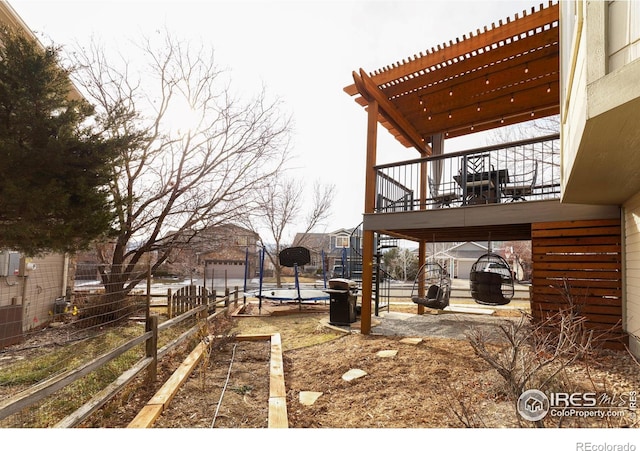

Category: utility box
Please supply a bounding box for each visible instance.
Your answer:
[0,251,21,277]
[325,278,358,326]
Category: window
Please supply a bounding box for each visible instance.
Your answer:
[235,235,251,246]
[335,236,349,248]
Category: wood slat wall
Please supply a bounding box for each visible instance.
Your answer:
[531,218,626,349]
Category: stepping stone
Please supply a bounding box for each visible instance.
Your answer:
[399,337,423,345]
[376,350,398,358]
[299,391,323,406]
[342,368,367,381]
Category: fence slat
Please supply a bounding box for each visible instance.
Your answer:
[54,357,154,428]
[0,287,239,426]
[0,331,152,420]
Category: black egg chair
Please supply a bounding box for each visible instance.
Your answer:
[411,261,451,310]
[469,252,514,306]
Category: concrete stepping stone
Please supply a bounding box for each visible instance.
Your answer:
[342,368,367,381]
[399,337,423,345]
[376,350,398,358]
[299,391,323,406]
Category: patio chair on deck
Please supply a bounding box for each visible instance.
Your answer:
[459,154,496,204]
[428,176,460,208]
[502,161,538,201]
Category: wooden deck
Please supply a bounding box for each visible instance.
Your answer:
[363,199,620,242]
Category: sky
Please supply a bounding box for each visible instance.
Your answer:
[10,0,539,240]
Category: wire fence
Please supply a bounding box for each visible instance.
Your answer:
[0,260,227,427]
[1,260,146,348]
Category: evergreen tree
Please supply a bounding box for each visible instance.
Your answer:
[0,27,117,256]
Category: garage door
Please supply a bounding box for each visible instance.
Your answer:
[205,260,246,280]
[457,260,474,280]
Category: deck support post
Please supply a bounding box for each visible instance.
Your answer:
[360,99,379,335]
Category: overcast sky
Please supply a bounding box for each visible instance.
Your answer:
[11,0,537,239]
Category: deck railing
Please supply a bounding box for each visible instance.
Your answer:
[374,134,560,212]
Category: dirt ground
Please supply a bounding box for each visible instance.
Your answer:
[4,300,637,429]
[121,301,640,429]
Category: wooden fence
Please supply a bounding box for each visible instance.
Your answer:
[168,285,215,317]
[0,288,241,427]
[531,218,626,349]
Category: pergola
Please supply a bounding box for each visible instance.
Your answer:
[344,1,559,154]
[344,1,560,334]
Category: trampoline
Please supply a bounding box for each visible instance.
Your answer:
[251,288,329,302]
[246,246,330,309]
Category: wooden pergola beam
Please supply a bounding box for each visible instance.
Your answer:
[353,69,430,155]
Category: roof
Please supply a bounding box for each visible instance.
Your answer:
[344,1,559,155]
[0,1,83,101]
[292,232,330,251]
[448,241,489,253]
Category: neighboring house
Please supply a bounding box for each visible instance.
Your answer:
[446,242,490,279]
[161,224,260,281]
[0,2,78,346]
[293,228,359,277]
[196,224,260,281]
[291,232,331,274]
[0,250,73,347]
[74,224,260,283]
[344,2,628,351]
[560,0,640,356]
[410,241,491,280]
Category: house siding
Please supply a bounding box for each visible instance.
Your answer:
[0,252,68,343]
[624,192,640,356]
[21,253,67,331]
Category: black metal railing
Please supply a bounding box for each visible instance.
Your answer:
[374,134,560,212]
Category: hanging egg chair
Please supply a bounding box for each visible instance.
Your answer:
[411,261,451,310]
[469,252,514,306]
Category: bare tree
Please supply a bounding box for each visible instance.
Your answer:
[249,177,335,287]
[383,247,418,281]
[486,116,560,144]
[486,115,561,181]
[69,31,291,321]
[502,240,532,282]
[465,283,595,428]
